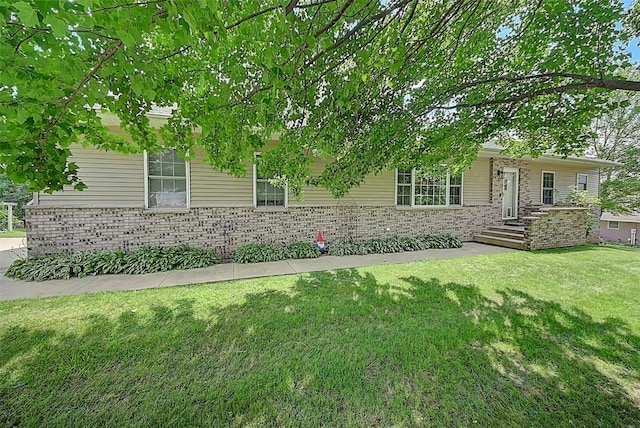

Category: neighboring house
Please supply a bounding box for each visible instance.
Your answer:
[25,112,617,257]
[600,212,640,246]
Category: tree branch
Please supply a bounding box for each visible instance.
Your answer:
[433,72,599,102]
[305,0,414,67]
[286,0,300,15]
[157,44,192,60]
[40,41,124,140]
[429,77,640,112]
[93,0,167,13]
[313,0,356,38]
[226,5,282,31]
[294,0,338,9]
[13,30,40,54]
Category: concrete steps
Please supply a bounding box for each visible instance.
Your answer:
[474,225,526,250]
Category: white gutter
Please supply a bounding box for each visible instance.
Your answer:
[478,147,623,167]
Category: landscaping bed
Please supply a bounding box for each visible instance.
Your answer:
[5,234,462,281]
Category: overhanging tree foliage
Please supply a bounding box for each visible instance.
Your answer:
[1,0,639,196]
[588,78,640,213]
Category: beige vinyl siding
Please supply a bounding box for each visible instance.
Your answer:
[37,146,144,207]
[190,149,395,208]
[289,159,395,207]
[190,150,395,208]
[190,152,253,207]
[285,158,334,207]
[528,161,599,205]
[462,157,490,205]
[586,170,600,193]
[36,144,601,210]
[344,170,396,206]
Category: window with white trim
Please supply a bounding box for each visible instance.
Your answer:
[254,154,287,207]
[542,171,555,205]
[577,174,588,191]
[396,169,412,206]
[608,221,619,230]
[396,169,463,207]
[146,149,188,209]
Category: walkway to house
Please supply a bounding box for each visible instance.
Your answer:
[0,242,514,301]
[0,237,26,251]
[0,237,27,272]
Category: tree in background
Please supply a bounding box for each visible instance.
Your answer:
[0,173,32,218]
[1,0,640,196]
[588,75,640,213]
[0,173,32,229]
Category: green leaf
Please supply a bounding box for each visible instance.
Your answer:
[14,2,39,27]
[43,15,67,37]
[116,30,136,48]
[15,110,30,125]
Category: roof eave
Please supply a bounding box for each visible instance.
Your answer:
[478,147,623,167]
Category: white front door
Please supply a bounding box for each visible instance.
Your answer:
[502,168,519,220]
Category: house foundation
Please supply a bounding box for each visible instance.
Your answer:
[25,205,503,258]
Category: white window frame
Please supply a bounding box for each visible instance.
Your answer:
[143,149,190,210]
[541,171,555,205]
[576,173,588,191]
[253,153,288,209]
[608,221,620,230]
[395,168,463,208]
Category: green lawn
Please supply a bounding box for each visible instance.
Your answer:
[0,229,26,238]
[1,245,639,427]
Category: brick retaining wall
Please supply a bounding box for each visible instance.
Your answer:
[523,207,591,250]
[26,205,503,258]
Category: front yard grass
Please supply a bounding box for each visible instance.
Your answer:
[0,229,26,238]
[1,245,639,427]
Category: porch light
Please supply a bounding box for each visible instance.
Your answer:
[496,169,503,178]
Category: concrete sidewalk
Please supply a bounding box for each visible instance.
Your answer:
[0,237,27,271]
[0,237,26,251]
[0,242,514,301]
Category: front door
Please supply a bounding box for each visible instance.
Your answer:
[502,168,519,220]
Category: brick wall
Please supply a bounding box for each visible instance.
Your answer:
[587,206,601,244]
[26,205,503,258]
[523,207,590,250]
[489,158,532,218]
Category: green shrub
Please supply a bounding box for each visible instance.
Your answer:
[326,240,366,256]
[286,242,321,260]
[234,242,320,264]
[0,209,21,231]
[234,243,289,263]
[5,245,220,281]
[327,234,462,256]
[5,256,73,281]
[563,187,601,208]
